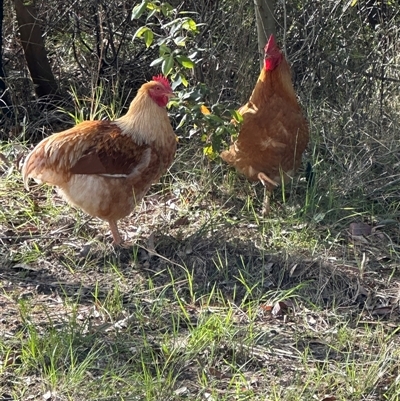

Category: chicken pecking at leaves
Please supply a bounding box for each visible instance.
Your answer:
[220,35,309,213]
[22,75,177,245]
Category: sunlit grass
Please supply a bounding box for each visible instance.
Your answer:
[2,86,400,401]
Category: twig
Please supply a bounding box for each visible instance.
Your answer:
[326,57,400,83]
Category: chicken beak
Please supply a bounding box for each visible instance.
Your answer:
[166,91,175,99]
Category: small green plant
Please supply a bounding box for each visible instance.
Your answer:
[131,1,240,158]
[173,95,242,158]
[64,84,123,124]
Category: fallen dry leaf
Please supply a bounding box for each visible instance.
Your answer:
[174,387,188,395]
[272,301,289,318]
[371,306,392,317]
[208,367,230,379]
[172,216,190,228]
[260,304,273,312]
[349,222,372,237]
[289,263,306,277]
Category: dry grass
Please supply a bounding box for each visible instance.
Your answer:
[2,103,400,399]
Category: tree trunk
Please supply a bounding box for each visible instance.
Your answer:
[253,0,276,69]
[0,0,13,118]
[14,0,59,99]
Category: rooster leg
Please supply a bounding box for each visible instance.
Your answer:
[108,220,123,245]
[257,172,278,216]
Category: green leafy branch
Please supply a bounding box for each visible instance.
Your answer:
[169,84,241,159]
[132,1,199,84]
[131,1,240,159]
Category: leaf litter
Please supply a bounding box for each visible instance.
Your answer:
[2,154,400,399]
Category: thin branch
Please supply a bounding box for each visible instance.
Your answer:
[326,58,400,83]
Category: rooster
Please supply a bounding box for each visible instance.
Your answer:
[22,75,176,245]
[221,35,309,212]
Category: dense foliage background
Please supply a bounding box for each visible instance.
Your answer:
[2,0,399,137]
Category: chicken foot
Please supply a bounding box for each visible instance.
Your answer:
[257,172,278,188]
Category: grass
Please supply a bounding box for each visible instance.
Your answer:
[2,90,400,401]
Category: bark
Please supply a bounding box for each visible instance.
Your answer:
[253,0,276,69]
[14,0,59,98]
[0,0,13,117]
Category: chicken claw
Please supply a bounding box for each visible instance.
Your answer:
[257,172,278,188]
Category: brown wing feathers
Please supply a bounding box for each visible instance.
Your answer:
[24,121,153,180]
[70,135,151,177]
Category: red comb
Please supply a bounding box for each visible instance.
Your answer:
[265,34,277,53]
[152,75,172,91]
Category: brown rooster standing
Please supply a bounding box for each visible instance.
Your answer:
[22,75,177,245]
[220,35,309,212]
